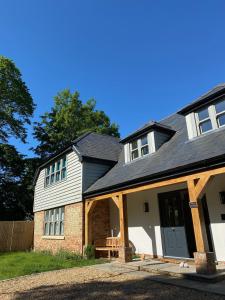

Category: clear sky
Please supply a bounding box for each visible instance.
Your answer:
[1,0,225,157]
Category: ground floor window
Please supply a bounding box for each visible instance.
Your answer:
[44,206,65,236]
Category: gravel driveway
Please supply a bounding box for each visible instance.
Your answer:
[0,265,224,300]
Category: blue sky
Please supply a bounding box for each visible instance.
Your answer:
[1,0,225,157]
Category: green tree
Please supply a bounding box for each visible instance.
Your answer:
[33,89,119,158]
[0,144,40,220]
[0,56,35,143]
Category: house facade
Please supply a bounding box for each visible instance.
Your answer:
[33,132,121,253]
[34,84,225,275]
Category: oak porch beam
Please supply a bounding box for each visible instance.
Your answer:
[85,200,97,246]
[117,194,129,248]
[86,165,225,202]
[187,176,210,252]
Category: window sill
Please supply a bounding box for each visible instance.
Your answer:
[42,235,65,240]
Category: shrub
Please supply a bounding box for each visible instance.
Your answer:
[55,249,82,261]
[84,245,95,259]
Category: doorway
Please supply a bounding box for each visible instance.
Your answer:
[158,189,196,258]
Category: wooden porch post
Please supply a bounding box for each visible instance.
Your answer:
[187,176,216,274]
[117,193,132,262]
[85,200,97,247]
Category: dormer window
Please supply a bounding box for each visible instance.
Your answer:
[122,122,174,164]
[196,107,213,134]
[130,135,149,161]
[185,98,225,139]
[215,100,225,127]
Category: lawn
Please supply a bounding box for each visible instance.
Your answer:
[0,251,104,280]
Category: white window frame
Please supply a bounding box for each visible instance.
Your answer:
[194,98,225,136]
[45,155,67,187]
[129,134,150,161]
[44,207,65,236]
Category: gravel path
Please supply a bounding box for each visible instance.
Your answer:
[0,266,224,300]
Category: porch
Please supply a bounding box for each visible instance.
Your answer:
[85,166,225,275]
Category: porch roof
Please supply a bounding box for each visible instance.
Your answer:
[84,112,225,197]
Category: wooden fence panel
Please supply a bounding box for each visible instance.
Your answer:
[0,221,34,252]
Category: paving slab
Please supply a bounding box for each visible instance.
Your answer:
[92,263,225,297]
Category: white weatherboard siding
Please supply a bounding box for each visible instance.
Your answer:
[34,151,82,212]
[82,162,111,191]
[205,173,225,261]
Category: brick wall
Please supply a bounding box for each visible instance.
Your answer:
[91,200,110,242]
[34,202,83,253]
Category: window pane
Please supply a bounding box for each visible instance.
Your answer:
[131,140,138,150]
[51,163,55,173]
[50,210,54,222]
[50,174,55,184]
[46,166,50,176]
[55,222,60,235]
[217,114,225,127]
[215,100,225,114]
[62,157,67,168]
[56,161,61,171]
[199,120,212,133]
[60,221,64,235]
[61,168,66,179]
[131,149,139,160]
[141,145,149,156]
[141,135,148,146]
[55,208,59,221]
[50,222,54,235]
[197,108,209,121]
[56,171,60,182]
[45,210,49,221]
[46,176,50,186]
[44,223,49,235]
[61,207,65,221]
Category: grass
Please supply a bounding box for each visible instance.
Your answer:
[0,250,104,281]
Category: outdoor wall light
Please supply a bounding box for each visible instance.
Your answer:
[144,202,149,212]
[219,191,225,204]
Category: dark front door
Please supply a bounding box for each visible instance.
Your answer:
[158,190,196,258]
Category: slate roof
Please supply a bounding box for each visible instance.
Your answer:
[74,132,121,162]
[120,121,175,143]
[33,132,121,184]
[178,83,225,114]
[85,86,225,196]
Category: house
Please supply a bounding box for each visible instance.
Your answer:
[33,132,121,253]
[34,84,225,275]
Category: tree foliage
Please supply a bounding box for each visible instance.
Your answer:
[0,144,40,220]
[33,89,119,158]
[0,56,35,143]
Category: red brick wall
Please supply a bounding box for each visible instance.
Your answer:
[91,200,110,242]
[34,202,83,253]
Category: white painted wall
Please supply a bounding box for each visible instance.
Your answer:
[205,173,225,261]
[34,151,82,212]
[109,183,186,256]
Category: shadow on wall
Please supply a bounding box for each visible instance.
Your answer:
[13,276,223,300]
[109,195,159,256]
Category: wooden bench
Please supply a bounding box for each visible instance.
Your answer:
[95,237,120,259]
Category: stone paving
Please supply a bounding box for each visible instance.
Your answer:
[93,259,225,296]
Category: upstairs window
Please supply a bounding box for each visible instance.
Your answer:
[196,107,212,134]
[215,100,225,127]
[45,155,67,187]
[194,99,225,136]
[130,135,149,161]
